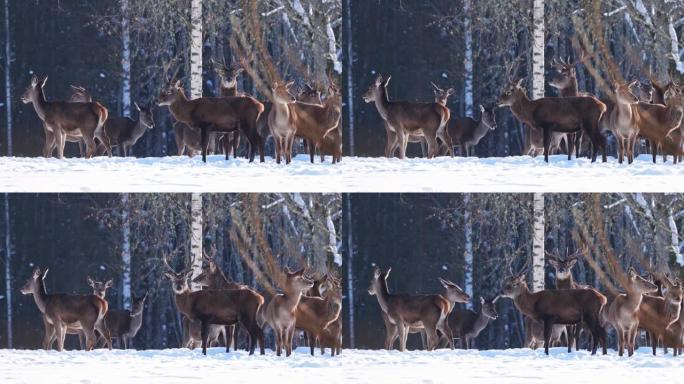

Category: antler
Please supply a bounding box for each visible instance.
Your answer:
[162,255,175,272]
[162,57,181,83]
[504,56,523,83]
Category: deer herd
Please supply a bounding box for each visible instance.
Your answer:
[21,57,342,164]
[365,53,684,163]
[370,247,684,357]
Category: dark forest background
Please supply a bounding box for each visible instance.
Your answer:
[344,193,684,350]
[0,193,341,349]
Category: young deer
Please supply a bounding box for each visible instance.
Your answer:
[99,293,147,349]
[606,267,658,356]
[607,81,641,164]
[99,102,155,157]
[500,272,607,355]
[295,273,343,356]
[263,267,314,356]
[291,83,343,163]
[22,76,111,158]
[367,267,454,351]
[637,274,683,355]
[20,267,111,351]
[363,75,453,159]
[447,105,497,157]
[268,81,299,164]
[448,296,499,349]
[158,79,265,163]
[163,260,265,355]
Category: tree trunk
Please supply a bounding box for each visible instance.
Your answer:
[531,0,545,100]
[345,193,355,348]
[532,193,545,292]
[121,0,131,117]
[190,193,203,291]
[3,0,12,348]
[463,193,473,308]
[121,193,131,309]
[463,0,473,118]
[190,0,203,100]
[344,0,355,156]
[4,0,12,156]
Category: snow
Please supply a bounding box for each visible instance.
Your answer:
[0,154,683,192]
[0,347,682,384]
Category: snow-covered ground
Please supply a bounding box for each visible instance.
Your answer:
[0,347,681,384]
[0,154,683,193]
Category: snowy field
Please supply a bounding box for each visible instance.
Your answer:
[0,154,683,193]
[0,347,682,384]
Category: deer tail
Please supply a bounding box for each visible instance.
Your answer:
[94,102,108,138]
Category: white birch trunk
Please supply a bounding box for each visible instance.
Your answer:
[121,193,131,309]
[531,0,545,100]
[3,0,12,348]
[190,193,203,291]
[345,0,355,156]
[121,0,131,117]
[668,206,684,266]
[3,193,11,348]
[326,208,342,266]
[463,194,473,309]
[190,0,203,100]
[668,16,684,74]
[532,193,545,292]
[326,17,341,74]
[463,0,474,118]
[4,0,11,157]
[345,193,355,347]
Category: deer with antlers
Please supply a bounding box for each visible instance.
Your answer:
[163,257,265,355]
[22,76,111,159]
[363,75,453,159]
[20,267,111,351]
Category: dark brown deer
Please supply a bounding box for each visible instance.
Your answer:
[500,271,607,355]
[263,267,314,356]
[447,105,497,157]
[163,259,265,355]
[97,293,147,349]
[606,267,658,357]
[295,273,343,356]
[97,102,155,157]
[637,274,683,355]
[363,75,452,159]
[291,83,343,163]
[607,81,641,164]
[213,60,245,159]
[173,122,217,157]
[637,86,684,163]
[649,79,669,105]
[22,76,111,158]
[41,85,91,158]
[158,79,265,163]
[20,267,111,351]
[499,79,607,163]
[367,267,454,351]
[447,296,498,349]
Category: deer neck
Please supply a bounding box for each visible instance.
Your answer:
[323,293,343,323]
[220,84,238,97]
[664,103,684,129]
[555,275,573,290]
[373,278,392,314]
[168,94,194,124]
[131,118,148,139]
[624,289,646,312]
[564,78,579,97]
[510,93,535,124]
[615,99,636,124]
[32,279,49,314]
[173,291,193,316]
[474,117,492,139]
[373,87,391,120]
[282,286,305,311]
[472,308,491,334]
[30,87,50,121]
[272,98,293,123]
[511,286,537,318]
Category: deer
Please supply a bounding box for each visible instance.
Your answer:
[499,78,607,163]
[173,122,218,157]
[446,105,498,157]
[40,85,92,158]
[157,78,265,163]
[606,81,642,164]
[291,83,343,163]
[637,273,683,355]
[499,265,608,355]
[96,293,147,349]
[22,76,111,159]
[213,60,245,159]
[267,81,300,165]
[367,267,456,351]
[605,267,658,357]
[665,301,684,356]
[363,75,453,159]
[295,273,343,356]
[637,85,684,164]
[20,267,111,351]
[262,267,314,356]
[191,246,248,352]
[96,102,155,157]
[445,296,499,349]
[163,258,265,355]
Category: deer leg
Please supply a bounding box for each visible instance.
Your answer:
[53,322,66,352]
[54,129,66,159]
[200,125,210,163]
[566,325,574,353]
[437,320,454,350]
[384,321,397,350]
[395,322,407,352]
[542,126,552,163]
[200,320,211,356]
[232,132,240,159]
[543,318,552,355]
[275,328,283,356]
[426,134,439,159]
[43,126,55,158]
[567,133,574,160]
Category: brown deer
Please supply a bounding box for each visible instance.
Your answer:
[163,259,265,355]
[500,271,607,355]
[97,293,147,349]
[158,79,265,163]
[637,86,684,163]
[295,273,343,356]
[20,267,111,351]
[268,81,299,164]
[213,60,245,159]
[606,267,658,356]
[499,79,607,163]
[40,85,92,158]
[263,267,314,356]
[665,301,684,356]
[21,76,111,158]
[173,122,218,157]
[291,83,343,163]
[87,276,113,299]
[367,267,454,351]
[447,105,497,157]
[363,75,452,159]
[637,274,683,355]
[607,81,641,164]
[447,296,498,349]
[649,79,669,105]
[97,102,155,157]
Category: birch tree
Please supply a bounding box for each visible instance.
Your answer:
[3,0,12,348]
[463,0,474,118]
[531,0,545,101]
[345,193,355,347]
[463,193,473,309]
[119,0,132,310]
[190,193,203,291]
[344,0,355,155]
[121,193,131,309]
[532,193,545,292]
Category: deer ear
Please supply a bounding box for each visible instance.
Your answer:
[373,266,381,278]
[568,258,578,268]
[32,268,41,279]
[42,268,49,280]
[285,81,295,89]
[479,104,485,112]
[384,267,392,279]
[375,75,383,86]
[87,276,95,287]
[294,267,306,276]
[384,75,392,87]
[628,267,637,278]
[164,272,175,280]
[134,102,141,111]
[105,279,113,288]
[30,75,38,86]
[40,76,48,88]
[480,296,485,304]
[174,80,183,89]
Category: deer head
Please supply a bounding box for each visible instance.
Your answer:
[20,267,48,295]
[363,75,390,103]
[498,79,525,107]
[272,81,297,104]
[613,81,640,105]
[21,75,47,104]
[431,82,454,105]
[298,83,322,104]
[625,267,658,295]
[480,105,497,130]
[367,266,389,296]
[213,60,244,90]
[163,257,193,294]
[134,102,155,129]
[480,296,499,320]
[87,276,113,299]
[438,277,470,304]
[500,273,528,298]
[283,267,314,293]
[157,80,185,106]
